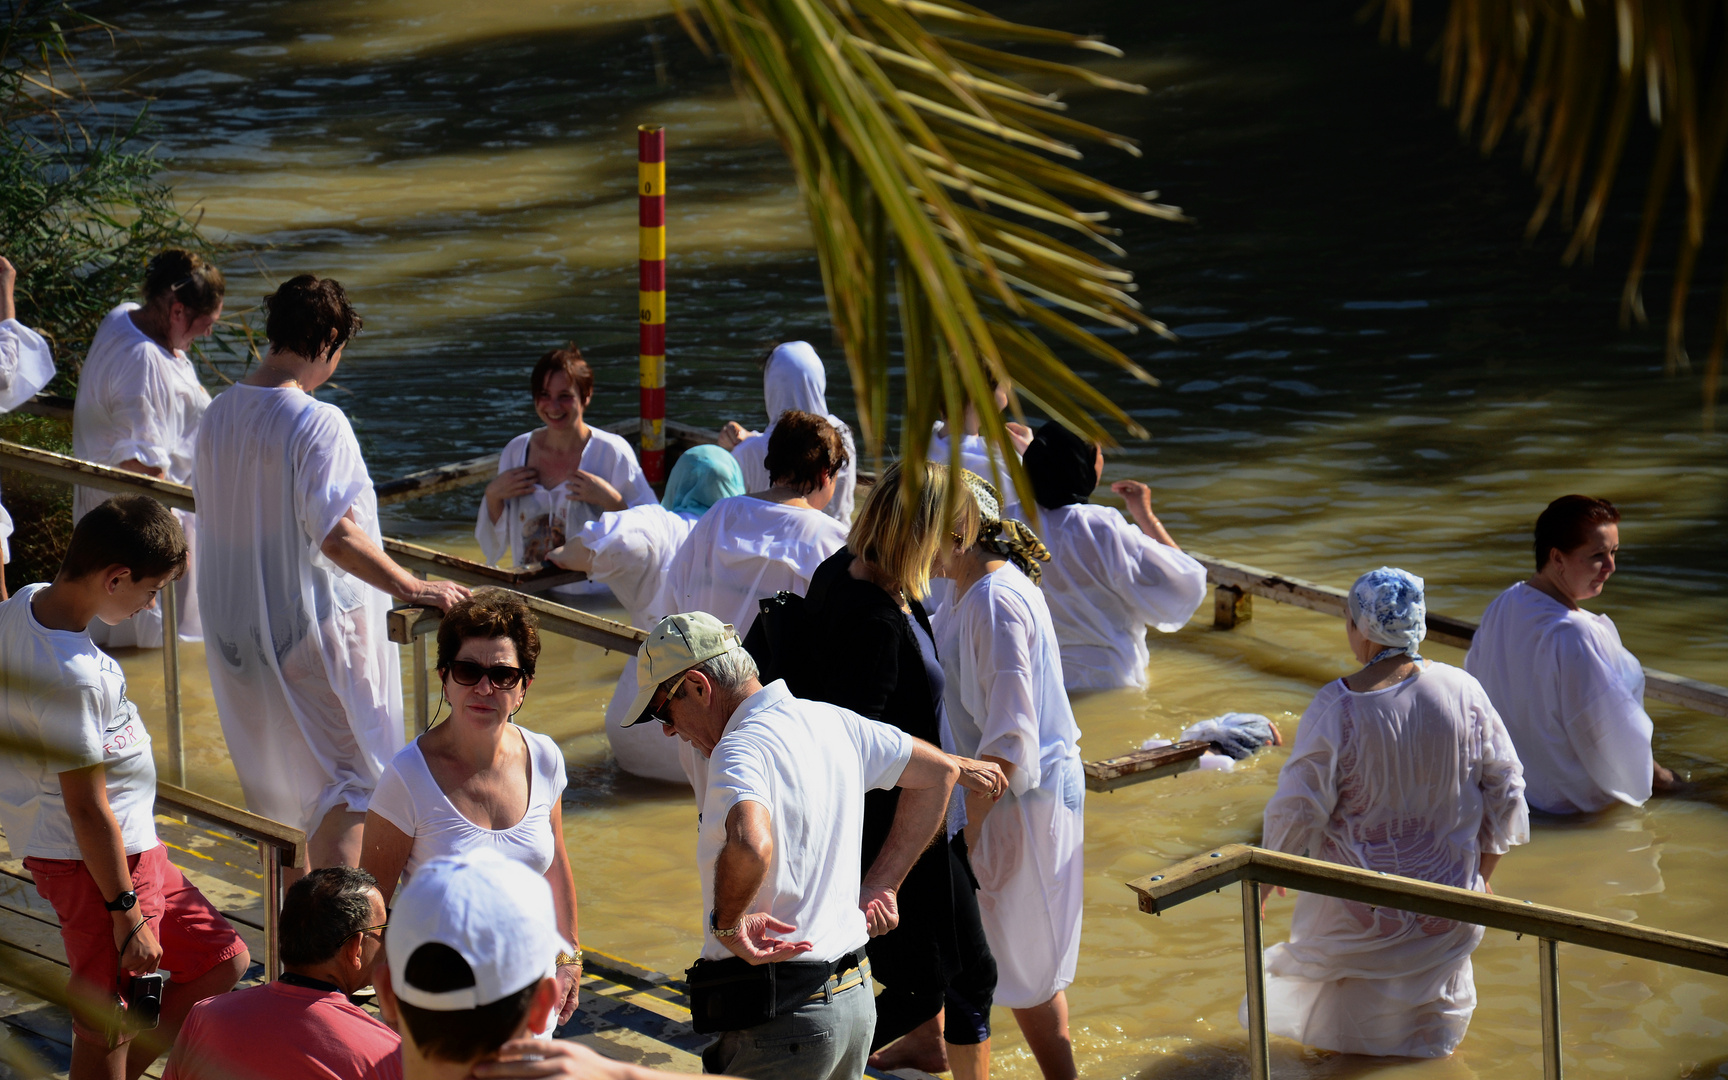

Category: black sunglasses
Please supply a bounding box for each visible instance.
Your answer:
[648,673,688,726]
[445,660,527,690]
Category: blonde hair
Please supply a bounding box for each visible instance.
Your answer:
[848,460,981,601]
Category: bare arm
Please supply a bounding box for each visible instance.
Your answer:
[62,765,162,974]
[1479,851,1503,890]
[0,256,14,322]
[1111,480,1179,549]
[545,803,582,1023]
[321,512,469,610]
[713,800,811,964]
[543,540,594,573]
[116,460,166,480]
[358,810,415,906]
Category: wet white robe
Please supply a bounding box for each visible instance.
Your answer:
[72,304,209,645]
[1249,662,1528,1057]
[475,427,656,597]
[573,504,698,784]
[1036,503,1209,690]
[0,319,56,565]
[729,342,858,523]
[193,385,403,832]
[935,563,1084,1009]
[1464,582,1654,815]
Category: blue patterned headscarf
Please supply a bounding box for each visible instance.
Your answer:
[1346,567,1426,661]
[661,445,745,518]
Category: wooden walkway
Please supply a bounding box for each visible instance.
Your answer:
[0,818,933,1079]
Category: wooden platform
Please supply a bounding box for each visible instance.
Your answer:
[0,816,935,1080]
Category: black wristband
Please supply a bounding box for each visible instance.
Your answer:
[105,890,137,913]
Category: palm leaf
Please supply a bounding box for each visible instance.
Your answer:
[679,0,1178,508]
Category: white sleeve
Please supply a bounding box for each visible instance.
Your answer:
[963,589,1044,794]
[97,349,177,471]
[1117,519,1210,633]
[579,508,682,619]
[731,437,770,493]
[0,319,56,412]
[474,435,527,566]
[530,730,569,800]
[824,419,857,522]
[292,405,373,552]
[708,736,773,818]
[847,711,916,790]
[1473,688,1529,855]
[367,758,419,836]
[1261,690,1341,857]
[609,442,658,508]
[1556,629,1655,806]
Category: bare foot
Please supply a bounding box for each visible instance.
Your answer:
[869,1016,948,1075]
[1652,760,1683,794]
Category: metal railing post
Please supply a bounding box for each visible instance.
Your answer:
[260,840,281,982]
[1539,937,1562,1080]
[1240,879,1270,1080]
[161,582,184,787]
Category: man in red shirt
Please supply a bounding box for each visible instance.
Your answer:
[165,867,399,1080]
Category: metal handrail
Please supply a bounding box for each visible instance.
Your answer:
[1125,844,1728,1079]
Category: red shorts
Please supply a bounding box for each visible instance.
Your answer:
[25,844,247,1044]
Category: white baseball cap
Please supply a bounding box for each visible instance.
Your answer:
[387,850,572,1011]
[621,611,743,727]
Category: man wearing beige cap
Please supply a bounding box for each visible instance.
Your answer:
[623,611,1005,1080]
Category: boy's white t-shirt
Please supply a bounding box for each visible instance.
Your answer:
[0,584,158,860]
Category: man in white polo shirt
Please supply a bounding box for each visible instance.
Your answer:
[623,612,1004,1080]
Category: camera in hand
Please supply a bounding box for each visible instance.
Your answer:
[127,972,164,1029]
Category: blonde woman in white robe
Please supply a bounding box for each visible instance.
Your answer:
[73,250,221,646]
[476,345,657,599]
[1252,567,1528,1058]
[1465,495,1678,814]
[1020,421,1207,691]
[546,445,744,784]
[0,256,57,600]
[934,471,1082,1080]
[196,275,467,871]
[718,340,858,523]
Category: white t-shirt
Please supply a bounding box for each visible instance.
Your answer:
[368,726,567,887]
[0,318,56,564]
[697,680,912,963]
[1036,503,1209,690]
[475,428,658,571]
[0,585,158,860]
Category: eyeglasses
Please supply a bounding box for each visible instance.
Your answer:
[446,660,527,690]
[648,673,688,727]
[346,922,388,943]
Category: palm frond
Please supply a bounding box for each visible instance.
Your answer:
[680,0,1178,507]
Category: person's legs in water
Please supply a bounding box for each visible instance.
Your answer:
[1012,992,1077,1080]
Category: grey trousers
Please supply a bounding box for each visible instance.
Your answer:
[700,976,875,1080]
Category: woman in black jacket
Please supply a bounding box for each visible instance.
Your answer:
[797,460,998,1080]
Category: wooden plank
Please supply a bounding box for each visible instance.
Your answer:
[381,537,587,592]
[374,453,502,505]
[0,440,196,512]
[1083,741,1209,792]
[154,784,305,869]
[389,596,644,655]
[1126,844,1728,976]
[14,394,73,421]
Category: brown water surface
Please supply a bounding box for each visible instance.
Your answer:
[64,0,1728,1076]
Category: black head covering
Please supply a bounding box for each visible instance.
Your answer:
[1023,421,1098,510]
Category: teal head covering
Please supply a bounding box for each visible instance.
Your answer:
[661,445,745,517]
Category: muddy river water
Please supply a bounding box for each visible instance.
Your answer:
[60,0,1728,1075]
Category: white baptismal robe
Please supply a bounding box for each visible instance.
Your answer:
[73,304,210,645]
[475,427,657,597]
[0,319,56,564]
[1252,663,1528,1057]
[1037,503,1209,690]
[1464,582,1654,814]
[729,341,858,523]
[194,385,403,832]
[935,564,1085,1009]
[575,504,698,785]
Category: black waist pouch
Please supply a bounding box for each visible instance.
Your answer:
[684,954,853,1034]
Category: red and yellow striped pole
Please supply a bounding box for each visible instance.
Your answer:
[638,124,667,485]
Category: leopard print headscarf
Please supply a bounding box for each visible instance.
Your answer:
[958,469,1051,586]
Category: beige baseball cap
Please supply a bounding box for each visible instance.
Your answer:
[621,611,742,727]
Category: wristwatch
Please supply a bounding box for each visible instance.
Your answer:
[104,890,137,913]
[709,910,740,939]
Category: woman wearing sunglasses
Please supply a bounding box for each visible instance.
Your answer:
[359,590,582,1027]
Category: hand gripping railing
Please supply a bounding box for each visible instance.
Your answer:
[1125,844,1728,1080]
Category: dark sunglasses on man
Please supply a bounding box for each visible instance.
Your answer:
[648,673,688,727]
[445,660,527,690]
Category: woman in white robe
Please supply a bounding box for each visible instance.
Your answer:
[73,251,222,646]
[1252,567,1528,1058]
[195,275,467,869]
[547,445,744,783]
[0,257,57,599]
[1464,495,1675,814]
[718,341,858,523]
[1021,421,1207,691]
[476,346,657,598]
[933,471,1083,1080]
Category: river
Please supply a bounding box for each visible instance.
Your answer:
[66,0,1728,1075]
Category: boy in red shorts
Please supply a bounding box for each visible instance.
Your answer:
[0,495,249,1080]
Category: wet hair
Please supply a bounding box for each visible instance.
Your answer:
[529,346,595,404]
[763,409,847,494]
[436,588,541,679]
[1534,495,1621,570]
[263,275,363,362]
[280,867,377,967]
[143,249,225,318]
[396,943,539,1063]
[848,460,979,601]
[59,495,187,583]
